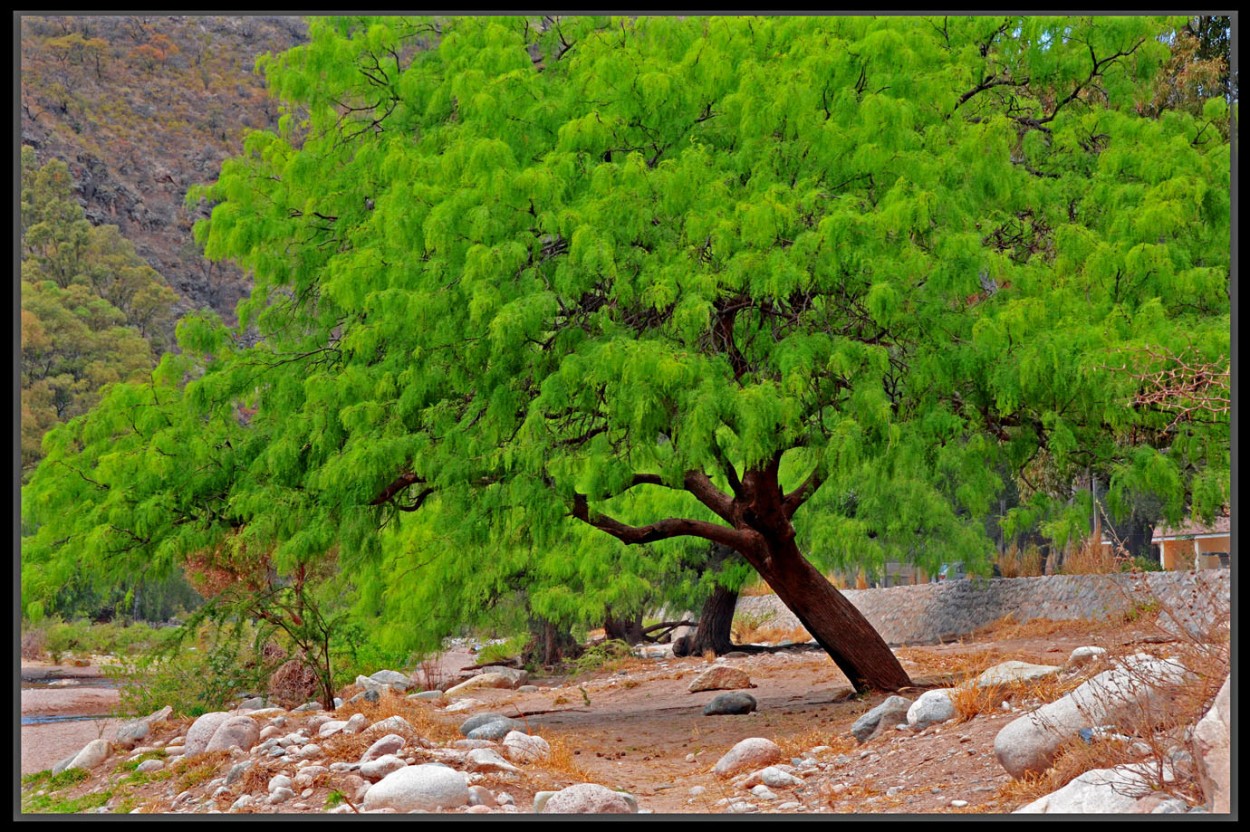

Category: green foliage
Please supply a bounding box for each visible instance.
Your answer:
[105,619,274,717]
[30,618,178,664]
[568,639,634,677]
[21,768,89,791]
[21,17,1230,675]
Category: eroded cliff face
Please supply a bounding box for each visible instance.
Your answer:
[21,15,310,322]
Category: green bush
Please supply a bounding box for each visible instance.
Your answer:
[25,618,177,664]
[105,620,275,717]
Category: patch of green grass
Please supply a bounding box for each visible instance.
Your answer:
[476,634,528,665]
[325,790,346,808]
[24,788,111,814]
[569,639,634,677]
[21,768,89,791]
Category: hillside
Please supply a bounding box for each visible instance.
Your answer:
[20,15,308,321]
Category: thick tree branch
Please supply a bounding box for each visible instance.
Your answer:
[571,493,750,550]
[782,466,825,518]
[371,471,425,506]
[682,470,736,524]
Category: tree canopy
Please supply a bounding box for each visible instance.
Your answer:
[23,16,1231,688]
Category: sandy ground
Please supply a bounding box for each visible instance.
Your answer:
[21,664,122,776]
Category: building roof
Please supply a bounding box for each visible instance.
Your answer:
[1152,514,1231,542]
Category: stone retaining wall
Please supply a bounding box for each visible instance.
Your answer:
[735,570,1230,646]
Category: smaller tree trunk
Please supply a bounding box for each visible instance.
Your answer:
[524,616,581,667]
[681,583,738,656]
[603,610,646,644]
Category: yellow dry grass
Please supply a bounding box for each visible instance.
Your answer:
[527,731,593,782]
[777,730,855,760]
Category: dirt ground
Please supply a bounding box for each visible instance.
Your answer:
[19,613,1216,814]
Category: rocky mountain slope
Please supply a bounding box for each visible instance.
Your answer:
[20,15,308,321]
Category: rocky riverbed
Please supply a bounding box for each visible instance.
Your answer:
[19,615,1229,815]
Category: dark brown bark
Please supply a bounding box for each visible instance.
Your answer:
[751,536,911,691]
[686,582,738,656]
[571,459,912,693]
[603,609,646,644]
[524,616,581,667]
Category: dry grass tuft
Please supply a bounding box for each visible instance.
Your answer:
[329,692,460,747]
[777,729,855,759]
[995,543,1045,578]
[530,732,592,782]
[969,612,1122,643]
[170,750,231,791]
[951,673,1085,723]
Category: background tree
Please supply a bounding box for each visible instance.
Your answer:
[20,147,179,474]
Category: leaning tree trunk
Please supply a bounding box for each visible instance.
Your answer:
[751,536,911,692]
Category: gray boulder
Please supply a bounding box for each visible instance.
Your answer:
[467,718,524,741]
[362,764,469,812]
[466,748,520,773]
[503,731,550,764]
[1067,646,1108,668]
[184,712,232,756]
[970,661,1062,688]
[541,783,637,814]
[361,733,406,763]
[360,754,407,782]
[1193,676,1230,813]
[115,720,151,750]
[851,696,913,743]
[364,715,411,736]
[689,666,754,693]
[369,669,413,691]
[460,713,509,736]
[994,654,1187,778]
[714,738,782,778]
[703,692,757,716]
[907,689,956,729]
[57,739,110,772]
[1015,765,1156,813]
[204,716,260,754]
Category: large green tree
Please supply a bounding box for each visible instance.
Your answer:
[24,16,1230,692]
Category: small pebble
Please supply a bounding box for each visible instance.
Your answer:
[951,800,969,808]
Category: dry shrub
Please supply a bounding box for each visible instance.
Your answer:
[970,612,1120,643]
[234,759,277,796]
[730,609,778,644]
[414,654,447,692]
[996,582,1228,810]
[894,646,1003,680]
[995,734,1139,806]
[951,673,1086,723]
[21,628,47,661]
[267,656,320,709]
[1062,537,1124,575]
[996,543,1044,578]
